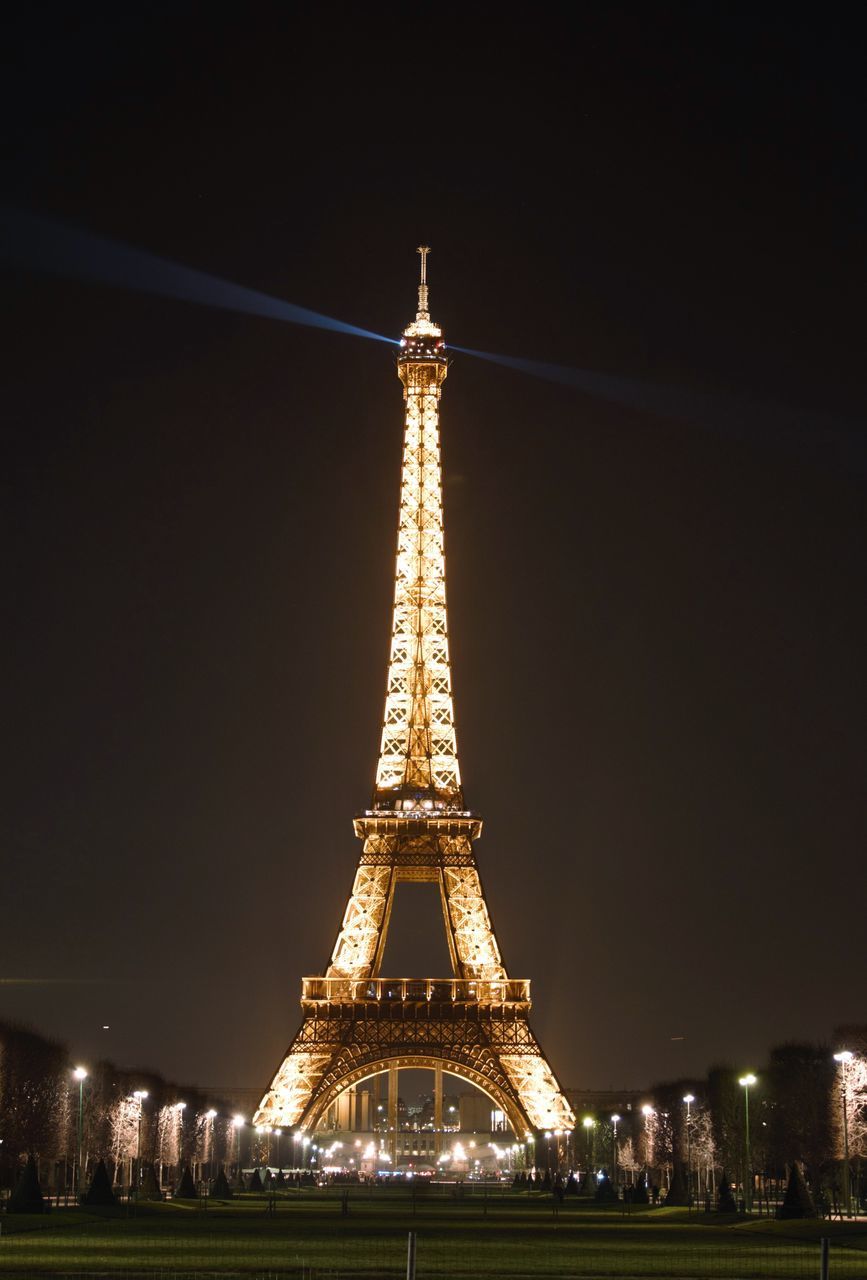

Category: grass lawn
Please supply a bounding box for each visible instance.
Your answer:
[1,1189,865,1276]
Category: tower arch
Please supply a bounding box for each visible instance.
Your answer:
[304,1055,526,1136]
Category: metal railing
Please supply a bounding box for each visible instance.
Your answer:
[301,977,531,1004]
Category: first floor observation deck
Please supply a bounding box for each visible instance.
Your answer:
[301,976,531,1010]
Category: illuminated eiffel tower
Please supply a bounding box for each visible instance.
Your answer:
[254,249,574,1151]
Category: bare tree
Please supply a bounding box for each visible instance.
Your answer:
[617,1137,640,1183]
[707,1066,743,1179]
[831,1028,867,1162]
[0,1021,67,1164]
[767,1042,835,1191]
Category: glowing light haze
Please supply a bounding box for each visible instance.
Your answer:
[4,207,858,469]
[453,346,866,470]
[0,206,393,346]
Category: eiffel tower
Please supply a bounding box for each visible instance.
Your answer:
[254,249,575,1154]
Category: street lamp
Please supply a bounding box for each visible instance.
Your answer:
[683,1095,694,1205]
[833,1051,853,1218]
[582,1116,595,1179]
[642,1105,654,1190]
[132,1091,148,1193]
[738,1074,756,1212]
[204,1110,217,1176]
[611,1115,620,1191]
[73,1067,87,1198]
[232,1114,245,1183]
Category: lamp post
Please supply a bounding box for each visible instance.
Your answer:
[641,1105,654,1193]
[232,1114,245,1184]
[611,1115,620,1192]
[205,1109,217,1179]
[73,1067,87,1198]
[175,1102,186,1187]
[582,1116,595,1183]
[833,1051,853,1218]
[738,1074,756,1212]
[133,1090,148,1193]
[683,1094,694,1205]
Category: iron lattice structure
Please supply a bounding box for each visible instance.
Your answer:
[255,249,574,1138]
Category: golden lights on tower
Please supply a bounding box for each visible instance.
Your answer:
[253,249,575,1140]
[375,245,461,809]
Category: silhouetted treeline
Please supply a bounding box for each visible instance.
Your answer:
[568,1025,866,1212]
[2,1017,864,1211]
[0,1019,235,1193]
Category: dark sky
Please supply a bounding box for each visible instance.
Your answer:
[3,5,865,1097]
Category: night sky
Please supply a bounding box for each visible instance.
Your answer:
[3,5,865,1098]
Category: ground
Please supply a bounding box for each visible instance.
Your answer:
[1,1188,865,1277]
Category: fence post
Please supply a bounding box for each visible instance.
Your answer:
[407,1229,417,1280]
[819,1237,830,1280]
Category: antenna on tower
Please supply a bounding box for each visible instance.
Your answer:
[416,244,430,320]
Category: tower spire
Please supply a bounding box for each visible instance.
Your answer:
[416,244,430,320]
[375,247,457,811]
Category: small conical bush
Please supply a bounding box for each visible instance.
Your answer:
[174,1164,196,1198]
[84,1159,116,1207]
[139,1162,162,1200]
[210,1166,233,1199]
[8,1156,45,1214]
[632,1173,649,1204]
[716,1169,737,1213]
[665,1161,690,1206]
[777,1161,816,1219]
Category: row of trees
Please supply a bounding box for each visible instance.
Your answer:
[3,1018,865,1211]
[0,1020,241,1192]
[575,1027,866,1211]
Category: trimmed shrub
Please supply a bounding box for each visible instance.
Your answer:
[665,1161,690,1206]
[8,1156,45,1213]
[174,1164,196,1198]
[210,1167,233,1199]
[83,1159,116,1207]
[777,1161,817,1219]
[716,1169,737,1213]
